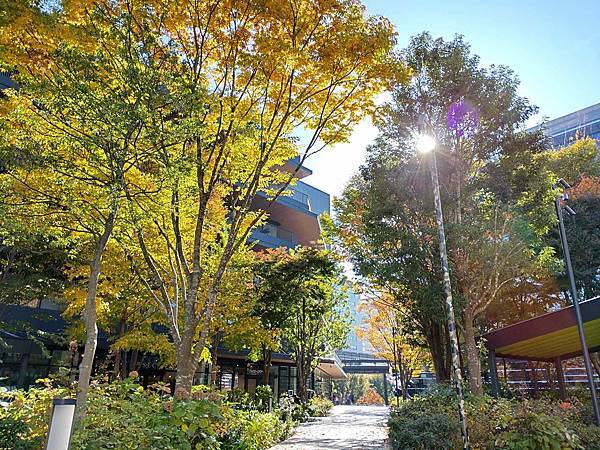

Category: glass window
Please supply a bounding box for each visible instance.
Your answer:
[51,350,70,367]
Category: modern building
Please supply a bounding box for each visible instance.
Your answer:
[205,164,347,397]
[529,102,600,148]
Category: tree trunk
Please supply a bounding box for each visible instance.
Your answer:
[297,363,308,403]
[175,352,196,399]
[426,323,450,381]
[463,307,483,396]
[129,349,139,375]
[74,210,117,423]
[209,332,222,387]
[262,346,273,386]
[174,308,203,398]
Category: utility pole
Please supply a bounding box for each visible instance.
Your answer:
[554,178,600,426]
[417,134,470,449]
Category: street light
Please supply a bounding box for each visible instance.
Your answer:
[417,133,470,449]
[553,178,600,426]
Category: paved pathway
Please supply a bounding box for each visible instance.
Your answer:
[271,405,389,450]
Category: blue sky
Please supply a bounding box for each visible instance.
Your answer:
[303,0,600,197]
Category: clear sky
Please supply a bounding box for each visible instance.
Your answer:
[303,0,600,199]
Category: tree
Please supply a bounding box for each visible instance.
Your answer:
[330,33,600,396]
[2,0,404,403]
[277,248,349,402]
[105,0,403,398]
[548,174,600,299]
[251,247,346,388]
[61,244,172,380]
[0,1,174,418]
[327,160,454,381]
[357,294,429,399]
[0,206,73,306]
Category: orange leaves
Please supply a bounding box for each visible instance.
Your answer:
[571,175,600,199]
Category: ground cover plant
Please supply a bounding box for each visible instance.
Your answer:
[387,384,600,450]
[0,379,296,450]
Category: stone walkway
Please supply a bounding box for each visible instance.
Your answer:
[271,405,389,450]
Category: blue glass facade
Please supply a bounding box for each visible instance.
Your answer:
[531,102,600,149]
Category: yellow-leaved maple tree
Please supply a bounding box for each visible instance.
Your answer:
[0,0,407,407]
[358,294,430,399]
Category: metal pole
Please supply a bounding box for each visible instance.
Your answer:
[488,350,499,398]
[554,196,600,425]
[429,150,470,449]
[392,326,400,406]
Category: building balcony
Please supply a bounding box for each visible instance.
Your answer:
[250,223,297,249]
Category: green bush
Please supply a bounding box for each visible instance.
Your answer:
[494,410,582,450]
[388,386,600,450]
[307,396,333,417]
[388,404,459,450]
[0,380,293,450]
[220,409,293,450]
[0,383,70,450]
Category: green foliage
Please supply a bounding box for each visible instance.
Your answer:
[0,383,69,450]
[220,409,293,450]
[494,410,582,450]
[387,387,600,450]
[72,380,223,450]
[388,406,459,450]
[306,396,333,417]
[0,380,293,450]
[253,385,273,412]
[261,247,350,401]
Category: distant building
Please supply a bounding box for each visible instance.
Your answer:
[529,102,600,148]
[342,288,374,355]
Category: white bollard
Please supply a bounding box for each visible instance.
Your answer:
[45,399,76,450]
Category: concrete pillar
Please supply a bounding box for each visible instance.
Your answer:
[555,357,567,400]
[489,350,499,397]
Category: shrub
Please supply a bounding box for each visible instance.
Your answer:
[278,393,304,423]
[70,379,223,450]
[0,383,70,450]
[1,379,293,450]
[357,387,384,405]
[307,396,333,417]
[494,410,582,449]
[254,385,274,412]
[220,409,293,450]
[387,387,600,450]
[388,406,459,450]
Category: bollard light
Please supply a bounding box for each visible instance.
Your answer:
[45,399,76,450]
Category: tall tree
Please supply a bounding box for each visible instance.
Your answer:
[327,158,454,382]
[107,0,403,398]
[251,247,342,387]
[0,1,176,417]
[331,33,600,395]
[2,0,405,402]
[281,248,349,402]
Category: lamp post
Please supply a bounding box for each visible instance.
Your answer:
[417,133,470,449]
[553,178,600,426]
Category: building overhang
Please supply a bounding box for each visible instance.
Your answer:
[484,296,600,362]
[251,195,322,247]
[316,356,347,380]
